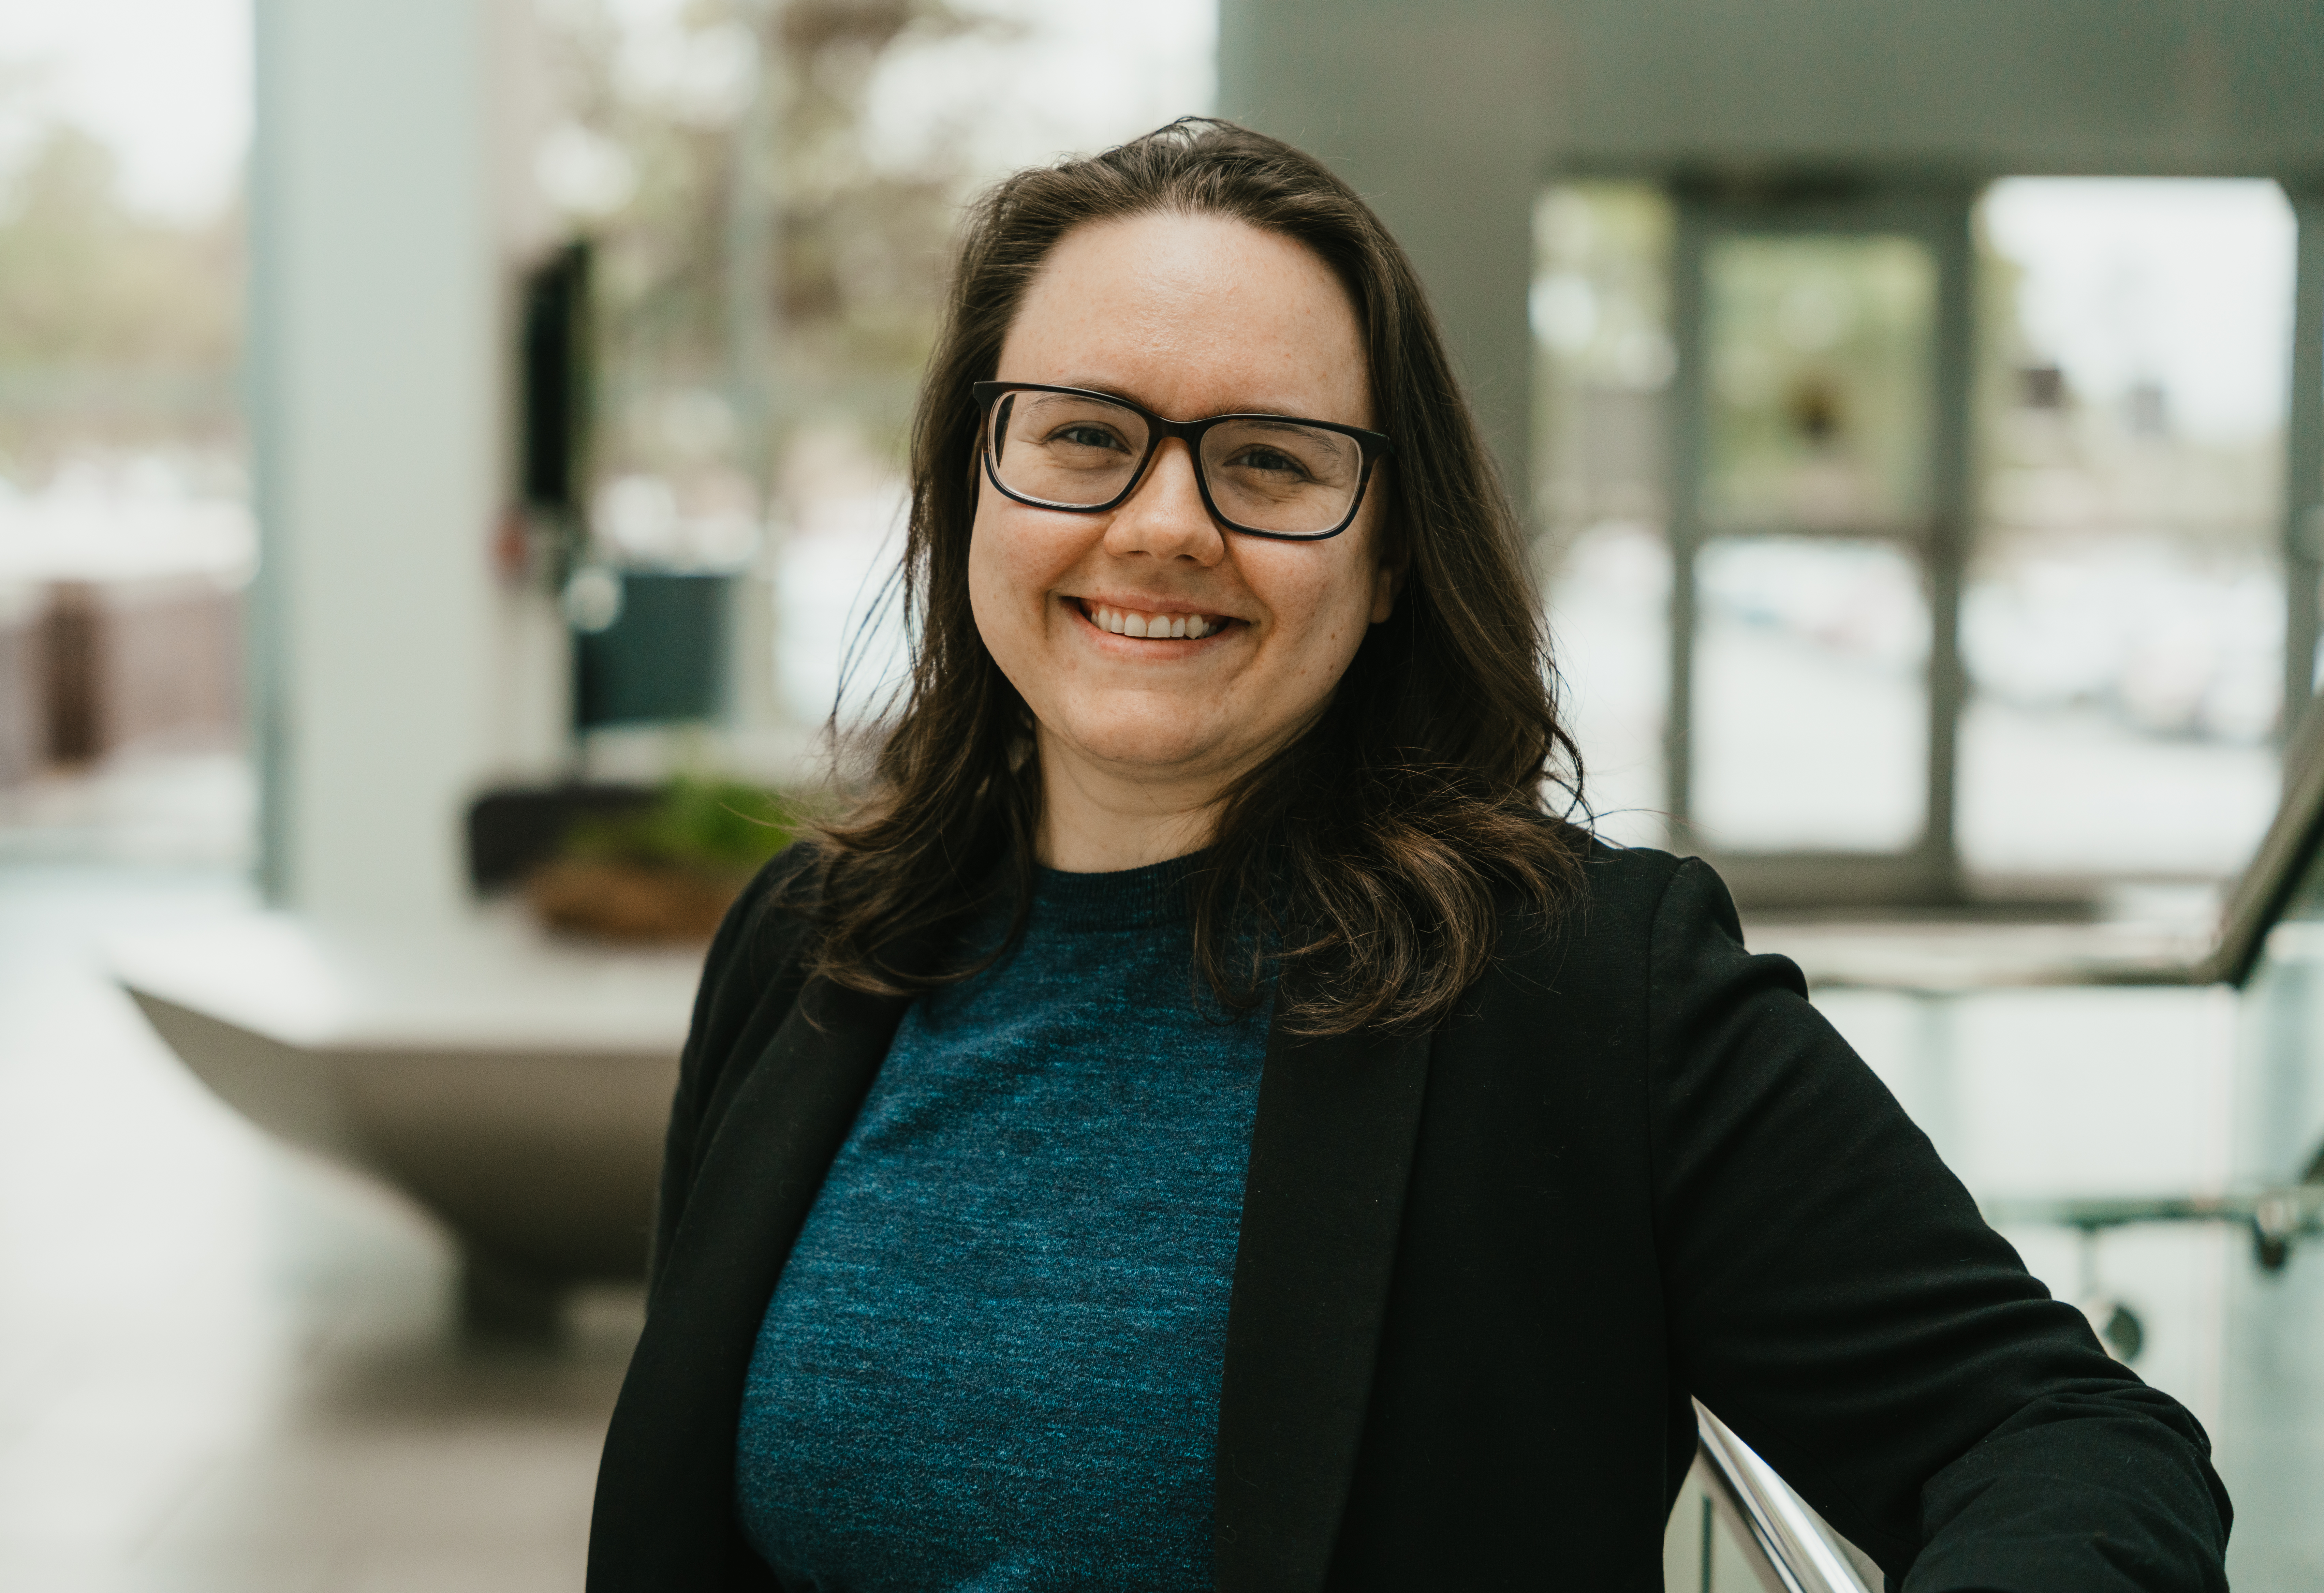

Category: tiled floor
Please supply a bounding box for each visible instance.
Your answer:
[0,864,638,1592]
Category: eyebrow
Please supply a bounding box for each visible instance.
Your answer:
[1223,415,1350,437]
[1048,379,1150,408]
[1035,382,1357,426]
[1015,389,1125,412]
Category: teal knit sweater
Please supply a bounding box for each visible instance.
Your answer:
[734,853,1271,1590]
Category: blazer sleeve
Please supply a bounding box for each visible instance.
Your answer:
[647,842,819,1300]
[1646,857,2230,1591]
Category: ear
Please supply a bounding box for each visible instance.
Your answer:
[1369,554,1405,624]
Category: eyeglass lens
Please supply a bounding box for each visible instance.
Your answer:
[987,390,1362,537]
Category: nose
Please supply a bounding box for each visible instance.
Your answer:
[1102,437,1226,566]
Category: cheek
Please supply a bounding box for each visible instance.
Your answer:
[1242,545,1382,668]
[968,504,1042,632]
[968,502,1088,676]
[966,508,1005,636]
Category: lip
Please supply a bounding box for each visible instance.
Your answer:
[1067,592,1231,619]
[1063,594,1242,644]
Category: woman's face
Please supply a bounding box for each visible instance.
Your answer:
[968,211,1396,813]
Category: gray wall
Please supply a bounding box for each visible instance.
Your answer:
[1219,0,1551,517]
[1218,0,2324,512]
[1545,0,2324,178]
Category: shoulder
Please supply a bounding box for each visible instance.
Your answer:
[1573,837,1688,914]
[1479,839,1790,1018]
[1506,836,1721,960]
[686,838,825,1065]
[701,837,822,979]
[1585,843,1761,961]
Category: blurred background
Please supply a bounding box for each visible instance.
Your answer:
[4,1,2324,1588]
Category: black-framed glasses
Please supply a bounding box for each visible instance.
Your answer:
[972,381,1391,542]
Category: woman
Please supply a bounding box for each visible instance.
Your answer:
[589,120,2228,1591]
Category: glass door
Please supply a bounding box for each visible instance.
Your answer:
[1666,186,1976,907]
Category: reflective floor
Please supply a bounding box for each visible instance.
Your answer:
[0,865,637,1592]
[2,861,2318,1589]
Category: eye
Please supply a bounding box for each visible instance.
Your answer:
[1224,444,1312,478]
[1049,423,1132,453]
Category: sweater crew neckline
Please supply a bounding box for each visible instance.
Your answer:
[1030,851,1205,932]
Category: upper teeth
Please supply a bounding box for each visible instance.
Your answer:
[1091,604,1217,640]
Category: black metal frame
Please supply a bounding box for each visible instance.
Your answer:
[971,380,1392,541]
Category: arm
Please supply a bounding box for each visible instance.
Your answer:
[1647,858,2229,1591]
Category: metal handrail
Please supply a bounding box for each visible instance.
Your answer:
[1692,1402,1876,1593]
[2205,699,2324,986]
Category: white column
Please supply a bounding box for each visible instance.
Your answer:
[249,0,561,924]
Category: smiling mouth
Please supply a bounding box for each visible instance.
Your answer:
[1075,599,1234,640]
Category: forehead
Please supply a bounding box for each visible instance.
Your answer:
[997,210,1371,426]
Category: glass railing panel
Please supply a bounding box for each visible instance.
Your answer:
[1666,1462,1791,1593]
[2218,843,2324,1587]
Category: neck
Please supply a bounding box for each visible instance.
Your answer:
[1032,732,1226,874]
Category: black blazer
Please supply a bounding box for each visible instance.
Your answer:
[588,842,2229,1591]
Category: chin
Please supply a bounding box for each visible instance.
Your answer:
[1053,702,1222,772]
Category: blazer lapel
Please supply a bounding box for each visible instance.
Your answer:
[591,974,910,1590]
[1213,1015,1434,1592]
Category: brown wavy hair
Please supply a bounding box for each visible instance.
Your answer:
[797,117,1585,1035]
